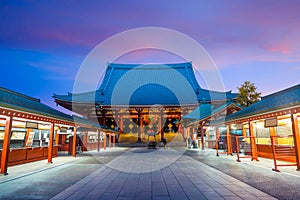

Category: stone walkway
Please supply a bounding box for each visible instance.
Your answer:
[51,148,275,200]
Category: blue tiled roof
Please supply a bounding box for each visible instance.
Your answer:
[183,102,214,120]
[183,101,241,121]
[0,87,73,122]
[0,87,114,130]
[53,62,237,106]
[72,115,112,130]
[225,84,300,122]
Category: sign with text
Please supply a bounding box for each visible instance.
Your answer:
[265,118,277,127]
[26,121,38,129]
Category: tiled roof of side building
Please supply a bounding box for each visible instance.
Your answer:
[0,87,73,122]
[183,101,242,121]
[72,115,113,130]
[53,62,237,106]
[225,84,300,122]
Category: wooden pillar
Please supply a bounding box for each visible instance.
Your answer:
[55,130,59,146]
[1,115,13,175]
[291,114,300,170]
[72,127,77,157]
[158,115,162,141]
[201,127,205,150]
[120,116,123,131]
[242,126,247,137]
[197,126,201,149]
[226,125,232,155]
[97,129,100,152]
[249,121,258,161]
[269,127,276,137]
[83,132,88,150]
[192,127,195,139]
[104,132,107,150]
[102,112,106,126]
[138,111,143,143]
[48,123,54,163]
[178,122,182,134]
[113,134,116,147]
[216,127,220,141]
[109,133,112,148]
[24,128,32,147]
[216,127,220,156]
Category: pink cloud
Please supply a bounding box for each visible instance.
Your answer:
[265,44,291,54]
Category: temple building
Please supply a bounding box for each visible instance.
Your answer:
[183,101,242,149]
[53,62,237,143]
[217,84,300,171]
[0,87,115,175]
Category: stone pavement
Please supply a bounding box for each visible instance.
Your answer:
[3,146,300,199]
[50,147,275,200]
[186,148,300,200]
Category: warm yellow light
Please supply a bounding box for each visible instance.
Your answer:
[255,121,265,128]
[12,120,25,128]
[278,118,291,126]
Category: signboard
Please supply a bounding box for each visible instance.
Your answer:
[25,132,35,146]
[0,131,4,140]
[60,126,67,133]
[11,131,26,140]
[265,118,277,127]
[26,121,38,129]
[236,123,243,129]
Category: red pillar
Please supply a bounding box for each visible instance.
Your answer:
[1,116,13,175]
[120,116,123,131]
[104,132,107,150]
[109,133,112,148]
[291,114,300,170]
[113,134,116,147]
[72,127,77,157]
[138,113,143,143]
[158,115,162,141]
[201,127,205,150]
[97,129,100,152]
[48,123,54,163]
[55,129,59,146]
[226,125,232,155]
[249,121,258,161]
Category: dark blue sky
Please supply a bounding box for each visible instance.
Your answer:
[1,0,300,113]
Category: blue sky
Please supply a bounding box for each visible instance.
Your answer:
[1,0,300,113]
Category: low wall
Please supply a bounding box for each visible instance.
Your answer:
[257,144,296,163]
[0,146,59,167]
[83,142,104,151]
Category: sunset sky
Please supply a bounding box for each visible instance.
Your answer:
[1,0,300,113]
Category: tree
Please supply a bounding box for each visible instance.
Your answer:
[236,81,261,107]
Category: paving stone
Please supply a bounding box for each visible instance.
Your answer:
[0,147,279,200]
[168,191,189,200]
[214,187,236,196]
[135,191,152,200]
[152,195,170,200]
[99,192,118,200]
[201,191,223,200]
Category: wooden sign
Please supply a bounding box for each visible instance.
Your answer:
[60,126,67,133]
[265,118,277,127]
[26,132,35,147]
[26,121,38,129]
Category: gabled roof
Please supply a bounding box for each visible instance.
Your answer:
[0,86,114,130]
[72,115,112,130]
[0,87,73,122]
[183,101,242,122]
[225,84,300,122]
[182,102,213,120]
[53,62,237,107]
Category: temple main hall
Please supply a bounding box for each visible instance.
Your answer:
[53,62,237,143]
